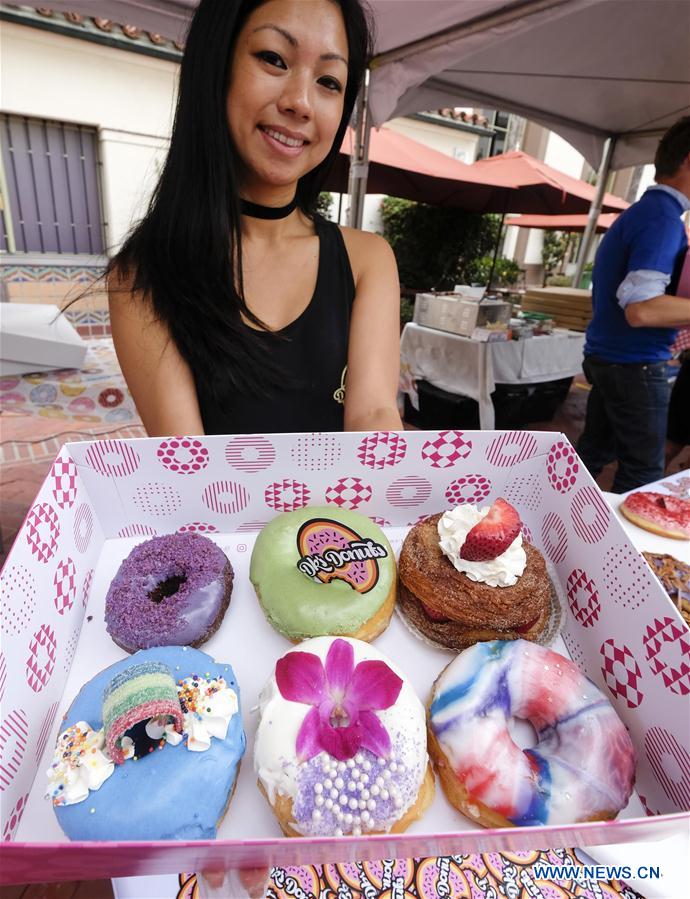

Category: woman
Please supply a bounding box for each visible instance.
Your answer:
[109,0,402,436]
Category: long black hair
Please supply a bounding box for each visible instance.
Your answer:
[109,0,373,402]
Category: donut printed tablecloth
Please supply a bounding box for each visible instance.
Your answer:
[176,850,645,899]
[0,430,688,882]
[0,339,138,424]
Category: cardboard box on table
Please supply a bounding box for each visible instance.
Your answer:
[0,430,688,885]
[0,303,87,376]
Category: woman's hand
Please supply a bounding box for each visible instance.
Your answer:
[341,229,404,431]
[108,269,205,437]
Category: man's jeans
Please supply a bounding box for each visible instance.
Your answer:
[576,356,671,493]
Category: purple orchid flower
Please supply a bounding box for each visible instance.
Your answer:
[275,639,403,762]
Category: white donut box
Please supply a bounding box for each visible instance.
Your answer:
[1,429,687,884]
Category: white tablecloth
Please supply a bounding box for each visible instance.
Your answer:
[399,322,586,429]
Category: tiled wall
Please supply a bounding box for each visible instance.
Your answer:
[3,264,110,337]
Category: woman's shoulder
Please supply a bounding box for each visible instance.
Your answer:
[336,225,396,283]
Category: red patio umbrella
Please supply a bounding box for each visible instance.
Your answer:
[506,212,620,232]
[323,127,517,212]
[468,151,629,215]
[325,135,629,217]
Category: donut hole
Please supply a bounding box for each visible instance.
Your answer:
[149,575,186,604]
[507,716,538,751]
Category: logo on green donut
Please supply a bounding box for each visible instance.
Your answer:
[296,518,387,593]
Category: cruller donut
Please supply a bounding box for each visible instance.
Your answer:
[250,507,396,641]
[428,640,636,828]
[105,532,233,652]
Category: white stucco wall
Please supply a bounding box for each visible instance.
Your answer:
[385,116,480,163]
[1,21,177,252]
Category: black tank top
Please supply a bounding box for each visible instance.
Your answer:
[199,217,355,434]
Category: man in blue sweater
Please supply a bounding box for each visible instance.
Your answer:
[577,117,690,492]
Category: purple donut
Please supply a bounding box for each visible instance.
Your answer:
[105,533,233,653]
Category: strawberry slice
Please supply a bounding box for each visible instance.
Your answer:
[459,498,522,561]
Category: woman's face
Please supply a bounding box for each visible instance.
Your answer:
[227,0,349,198]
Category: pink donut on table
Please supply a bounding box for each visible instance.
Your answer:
[620,492,690,539]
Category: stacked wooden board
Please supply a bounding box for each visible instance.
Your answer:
[521,287,592,331]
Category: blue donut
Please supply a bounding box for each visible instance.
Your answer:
[52,646,245,841]
[29,383,57,405]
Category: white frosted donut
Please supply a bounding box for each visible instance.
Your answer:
[254,636,433,837]
[428,640,636,827]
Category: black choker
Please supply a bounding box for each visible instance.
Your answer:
[240,196,297,219]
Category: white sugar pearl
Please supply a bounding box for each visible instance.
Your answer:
[362,760,371,772]
[367,799,376,811]
[324,778,332,790]
[376,776,384,787]
[390,762,398,773]
[334,777,344,790]
[336,808,344,821]
[353,825,362,836]
[356,782,363,792]
[325,798,333,810]
[330,788,338,800]
[346,758,355,768]
[351,768,360,780]
[335,828,343,837]
[337,762,346,773]
[315,795,324,807]
[355,753,364,764]
[360,774,369,785]
[371,785,380,797]
[348,797,358,810]
[361,810,370,823]
[344,813,353,824]
[339,794,348,806]
[378,758,386,766]
[381,789,390,801]
[314,783,323,794]
[394,797,402,809]
[329,768,338,778]
[383,769,392,780]
[312,809,321,821]
[347,781,356,792]
[361,789,370,800]
[358,799,366,810]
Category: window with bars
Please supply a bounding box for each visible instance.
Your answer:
[0,114,104,255]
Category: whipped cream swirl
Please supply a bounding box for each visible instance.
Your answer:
[46,722,114,806]
[438,506,526,587]
[176,676,239,752]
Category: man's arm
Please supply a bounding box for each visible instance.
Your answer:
[625,293,690,328]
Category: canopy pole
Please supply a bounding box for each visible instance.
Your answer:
[487,212,506,291]
[347,70,371,230]
[572,136,616,288]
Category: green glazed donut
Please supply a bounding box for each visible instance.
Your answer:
[250,507,397,642]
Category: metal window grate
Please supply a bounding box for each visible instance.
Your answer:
[0,114,104,254]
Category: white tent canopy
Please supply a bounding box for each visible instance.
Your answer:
[367,0,690,171]
[36,0,690,171]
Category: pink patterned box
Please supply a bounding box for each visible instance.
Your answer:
[0,430,688,885]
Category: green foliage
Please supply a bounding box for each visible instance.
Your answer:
[466,255,522,287]
[380,197,501,290]
[315,191,334,219]
[541,230,568,275]
[545,274,574,287]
